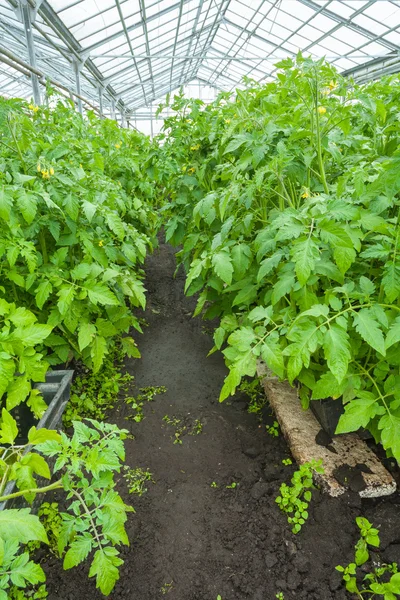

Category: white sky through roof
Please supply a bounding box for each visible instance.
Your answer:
[1,0,400,125]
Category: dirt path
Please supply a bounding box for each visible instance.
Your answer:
[46,241,400,600]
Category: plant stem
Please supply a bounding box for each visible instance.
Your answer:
[0,480,63,502]
[39,231,48,264]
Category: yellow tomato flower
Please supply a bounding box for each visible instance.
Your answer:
[329,80,337,90]
[115,143,121,149]
[225,119,231,124]
[318,106,327,115]
[301,190,310,199]
[28,104,34,110]
[188,167,195,174]
[98,240,104,247]
[49,167,54,176]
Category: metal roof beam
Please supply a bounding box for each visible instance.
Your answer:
[297,0,400,53]
[84,0,193,54]
[170,0,184,90]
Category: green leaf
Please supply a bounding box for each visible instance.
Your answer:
[336,393,379,433]
[333,246,356,274]
[312,372,344,400]
[16,192,37,224]
[353,308,386,356]
[0,509,48,544]
[261,338,284,378]
[0,355,15,399]
[10,552,45,586]
[257,252,283,283]
[35,281,53,310]
[271,272,295,305]
[219,368,242,402]
[292,237,318,285]
[323,325,351,383]
[78,323,96,351]
[71,263,92,280]
[0,408,18,444]
[359,276,375,296]
[6,375,31,411]
[231,243,252,279]
[248,306,272,323]
[106,212,125,240]
[227,327,256,352]
[382,263,400,303]
[120,337,141,358]
[212,250,233,285]
[0,187,13,220]
[386,316,400,350]
[57,286,75,316]
[89,548,123,596]
[12,324,52,346]
[87,284,119,306]
[82,201,97,222]
[91,335,107,373]
[64,535,93,570]
[28,426,61,445]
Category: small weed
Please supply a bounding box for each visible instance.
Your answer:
[337,517,400,597]
[282,458,293,466]
[9,584,48,599]
[266,421,279,437]
[276,593,285,600]
[211,481,218,488]
[239,378,266,415]
[189,419,203,435]
[125,386,167,422]
[163,415,203,444]
[276,459,324,533]
[226,482,238,489]
[27,502,62,557]
[64,342,133,426]
[123,466,154,496]
[161,582,173,594]
[217,596,222,600]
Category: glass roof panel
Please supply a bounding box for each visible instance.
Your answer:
[1,0,400,113]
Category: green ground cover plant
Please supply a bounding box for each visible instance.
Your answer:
[337,517,400,597]
[155,54,400,462]
[276,459,324,533]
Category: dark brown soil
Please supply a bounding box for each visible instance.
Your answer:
[45,241,400,600]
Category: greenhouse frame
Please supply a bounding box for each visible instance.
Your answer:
[1,0,400,133]
[2,1,400,599]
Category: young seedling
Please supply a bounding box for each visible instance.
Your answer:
[211,481,218,488]
[276,593,285,600]
[238,378,266,415]
[266,421,279,437]
[189,419,203,435]
[123,466,154,496]
[126,386,167,422]
[226,482,238,489]
[276,459,324,533]
[282,458,293,466]
[336,517,400,597]
[161,582,173,594]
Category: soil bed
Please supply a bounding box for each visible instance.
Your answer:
[45,241,400,600]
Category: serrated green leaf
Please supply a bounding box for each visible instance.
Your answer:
[0,509,48,544]
[88,548,123,596]
[35,281,52,310]
[91,335,107,373]
[323,325,351,383]
[212,250,233,285]
[64,535,93,570]
[87,285,119,306]
[292,237,319,285]
[0,408,18,444]
[353,308,386,356]
[78,323,96,351]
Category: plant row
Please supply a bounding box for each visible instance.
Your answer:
[155,55,400,462]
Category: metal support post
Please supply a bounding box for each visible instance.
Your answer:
[20,0,41,104]
[121,110,126,128]
[73,59,83,115]
[150,108,154,139]
[111,98,116,120]
[98,86,103,118]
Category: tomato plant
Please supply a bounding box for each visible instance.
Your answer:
[156,55,400,462]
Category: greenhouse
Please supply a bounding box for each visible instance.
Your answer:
[1,0,400,599]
